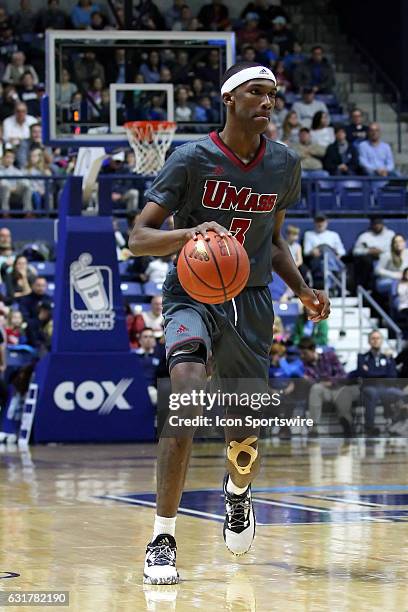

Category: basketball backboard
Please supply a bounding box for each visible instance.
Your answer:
[43,30,235,148]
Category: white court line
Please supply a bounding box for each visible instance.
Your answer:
[300,494,386,508]
[104,495,224,520]
[252,497,330,513]
[360,516,392,522]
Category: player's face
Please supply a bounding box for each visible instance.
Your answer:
[231,79,276,133]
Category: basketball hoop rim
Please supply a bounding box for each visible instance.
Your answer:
[124,120,177,133]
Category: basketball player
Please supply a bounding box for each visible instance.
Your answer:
[129,62,330,584]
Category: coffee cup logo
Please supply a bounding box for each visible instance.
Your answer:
[70,253,114,331]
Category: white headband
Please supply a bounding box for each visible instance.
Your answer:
[221,66,276,95]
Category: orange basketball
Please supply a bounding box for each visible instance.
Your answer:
[177,230,250,304]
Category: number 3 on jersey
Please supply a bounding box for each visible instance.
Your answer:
[229,218,252,245]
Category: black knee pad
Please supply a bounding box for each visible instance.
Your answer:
[168,342,207,372]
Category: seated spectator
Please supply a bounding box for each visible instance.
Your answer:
[131,327,161,405]
[5,309,28,346]
[286,224,303,269]
[194,96,218,122]
[345,108,369,146]
[395,268,408,337]
[0,85,20,123]
[241,45,257,63]
[142,256,172,285]
[36,0,70,31]
[100,153,139,212]
[292,307,328,346]
[241,0,289,30]
[293,45,335,93]
[26,302,53,355]
[3,102,37,146]
[197,0,230,30]
[323,125,360,175]
[254,36,278,67]
[0,227,15,272]
[303,214,345,288]
[271,92,288,137]
[281,110,300,146]
[145,94,167,121]
[166,0,184,29]
[16,123,53,170]
[139,295,164,340]
[237,13,263,47]
[269,343,304,379]
[172,5,196,31]
[74,51,105,88]
[2,52,39,86]
[375,234,408,294]
[18,276,51,321]
[12,0,36,36]
[3,255,36,300]
[273,315,289,343]
[358,122,398,177]
[299,336,359,437]
[175,86,195,121]
[352,217,395,291]
[356,330,406,436]
[292,128,328,175]
[17,72,40,117]
[90,10,109,29]
[292,88,330,129]
[71,0,100,29]
[133,0,165,29]
[172,50,193,84]
[25,148,52,212]
[310,111,334,148]
[88,76,103,117]
[0,149,33,213]
[190,77,207,102]
[139,50,161,84]
[269,16,294,56]
[283,41,306,76]
[198,48,220,87]
[56,68,78,107]
[274,60,292,92]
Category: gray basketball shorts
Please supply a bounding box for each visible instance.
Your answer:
[162,266,274,380]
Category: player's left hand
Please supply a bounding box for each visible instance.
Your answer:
[299,288,331,322]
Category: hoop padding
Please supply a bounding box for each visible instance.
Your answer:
[124,121,177,176]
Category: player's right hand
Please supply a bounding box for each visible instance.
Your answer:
[187,222,232,242]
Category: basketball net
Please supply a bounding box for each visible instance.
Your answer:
[124,121,177,176]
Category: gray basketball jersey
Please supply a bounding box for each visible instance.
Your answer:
[145,131,301,286]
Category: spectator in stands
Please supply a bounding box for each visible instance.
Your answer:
[241,44,257,62]
[90,10,109,30]
[12,0,36,37]
[132,327,161,406]
[26,302,52,355]
[299,336,359,437]
[0,25,18,75]
[303,214,345,288]
[133,0,165,30]
[165,0,184,29]
[172,5,195,31]
[395,268,408,337]
[269,16,294,56]
[292,128,328,175]
[56,68,78,106]
[0,227,15,271]
[25,148,52,212]
[3,52,39,87]
[198,48,221,87]
[71,0,100,29]
[352,217,395,290]
[0,149,33,213]
[19,276,50,321]
[241,0,288,30]
[36,0,70,31]
[16,123,52,170]
[100,152,139,213]
[237,13,263,47]
[345,108,369,146]
[18,72,41,118]
[274,60,292,93]
[88,76,103,117]
[358,122,398,177]
[190,77,208,103]
[292,88,329,129]
[74,51,105,88]
[283,41,306,76]
[271,92,288,137]
[139,50,161,84]
[5,309,28,346]
[3,102,37,146]
[293,45,335,93]
[323,125,360,175]
[194,96,219,123]
[0,85,20,123]
[175,86,195,122]
[310,111,334,148]
[292,307,328,346]
[140,295,164,340]
[269,342,304,439]
[254,36,278,67]
[356,330,406,436]
[286,224,303,268]
[272,315,289,343]
[142,256,172,285]
[4,255,36,300]
[375,234,408,294]
[281,110,300,146]
[198,0,230,31]
[269,343,304,378]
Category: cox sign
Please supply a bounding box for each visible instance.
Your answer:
[54,379,133,414]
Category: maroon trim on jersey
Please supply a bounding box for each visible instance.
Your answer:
[209,131,266,173]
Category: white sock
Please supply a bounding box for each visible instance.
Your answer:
[226,475,248,495]
[152,514,177,539]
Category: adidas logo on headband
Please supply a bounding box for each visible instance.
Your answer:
[221,66,276,95]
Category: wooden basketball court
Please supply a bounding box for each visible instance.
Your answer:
[1,440,408,611]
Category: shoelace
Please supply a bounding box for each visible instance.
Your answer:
[226,493,251,530]
[147,542,176,566]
